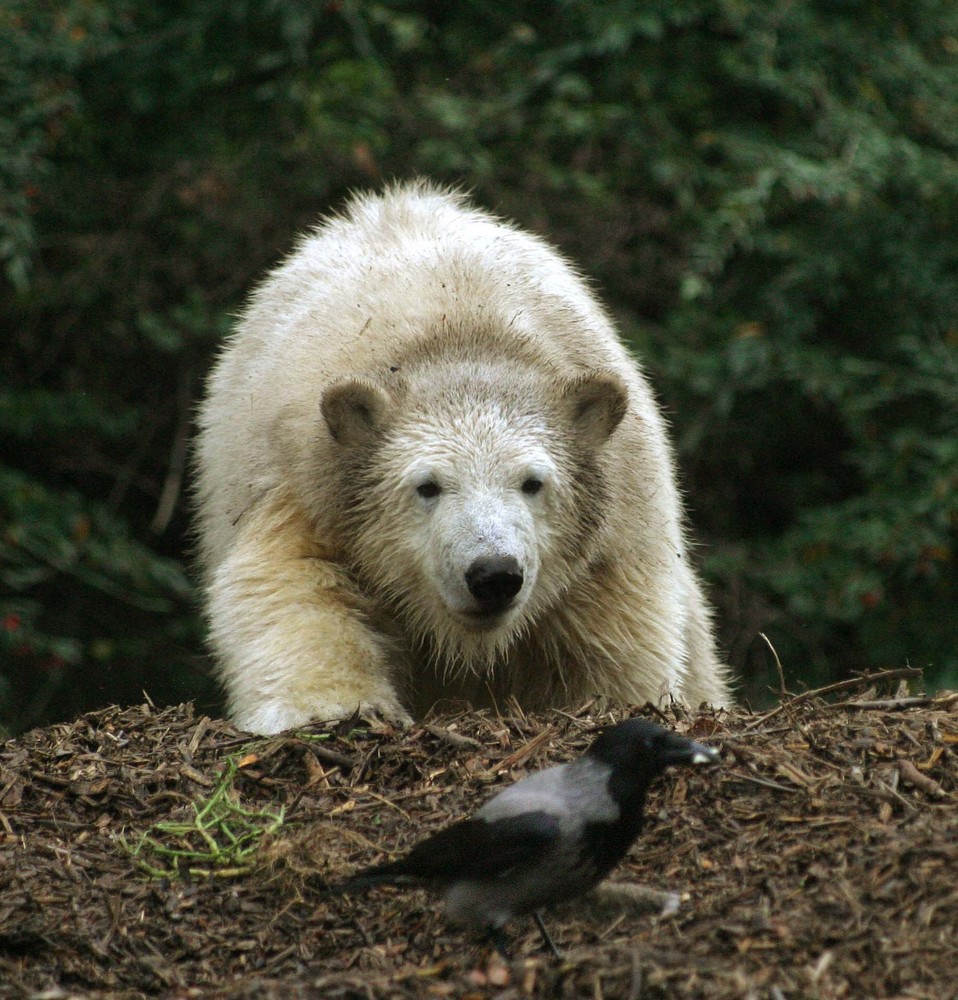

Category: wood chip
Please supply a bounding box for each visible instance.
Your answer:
[1,688,956,997]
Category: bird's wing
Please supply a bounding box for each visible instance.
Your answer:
[388,811,561,883]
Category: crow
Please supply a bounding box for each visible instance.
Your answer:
[329,718,719,955]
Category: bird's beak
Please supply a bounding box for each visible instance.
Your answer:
[660,733,720,767]
[689,743,719,765]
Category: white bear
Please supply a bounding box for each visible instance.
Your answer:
[193,180,731,733]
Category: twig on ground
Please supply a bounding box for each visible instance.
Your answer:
[828,693,958,712]
[744,667,925,730]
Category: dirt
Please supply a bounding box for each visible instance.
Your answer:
[1,673,956,999]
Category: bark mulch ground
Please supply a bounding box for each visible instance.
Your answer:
[1,672,956,999]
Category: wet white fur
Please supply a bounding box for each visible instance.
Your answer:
[193,180,731,732]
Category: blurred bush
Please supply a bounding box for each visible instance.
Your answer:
[3,0,956,733]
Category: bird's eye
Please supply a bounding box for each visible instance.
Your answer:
[522,477,543,496]
[416,481,441,500]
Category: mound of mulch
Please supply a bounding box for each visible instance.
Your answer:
[2,672,956,999]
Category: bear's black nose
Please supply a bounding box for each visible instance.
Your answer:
[465,556,524,613]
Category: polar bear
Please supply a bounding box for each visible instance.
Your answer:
[193,180,731,733]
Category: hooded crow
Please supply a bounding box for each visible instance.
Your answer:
[330,718,719,955]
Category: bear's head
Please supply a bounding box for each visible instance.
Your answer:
[320,356,627,671]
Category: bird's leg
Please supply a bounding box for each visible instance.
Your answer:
[485,926,512,959]
[531,911,562,959]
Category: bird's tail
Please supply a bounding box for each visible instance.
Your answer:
[324,860,417,897]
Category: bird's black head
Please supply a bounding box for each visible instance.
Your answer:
[587,718,719,782]
[575,718,719,881]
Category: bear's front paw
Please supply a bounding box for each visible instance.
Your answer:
[231,694,412,735]
[352,698,414,730]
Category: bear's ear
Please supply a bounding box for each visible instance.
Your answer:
[321,379,392,446]
[563,371,628,447]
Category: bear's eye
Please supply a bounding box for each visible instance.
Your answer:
[521,477,544,496]
[416,481,442,500]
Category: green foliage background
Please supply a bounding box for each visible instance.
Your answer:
[3,0,957,734]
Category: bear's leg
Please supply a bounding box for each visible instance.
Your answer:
[554,559,730,710]
[206,489,410,734]
[676,576,732,708]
